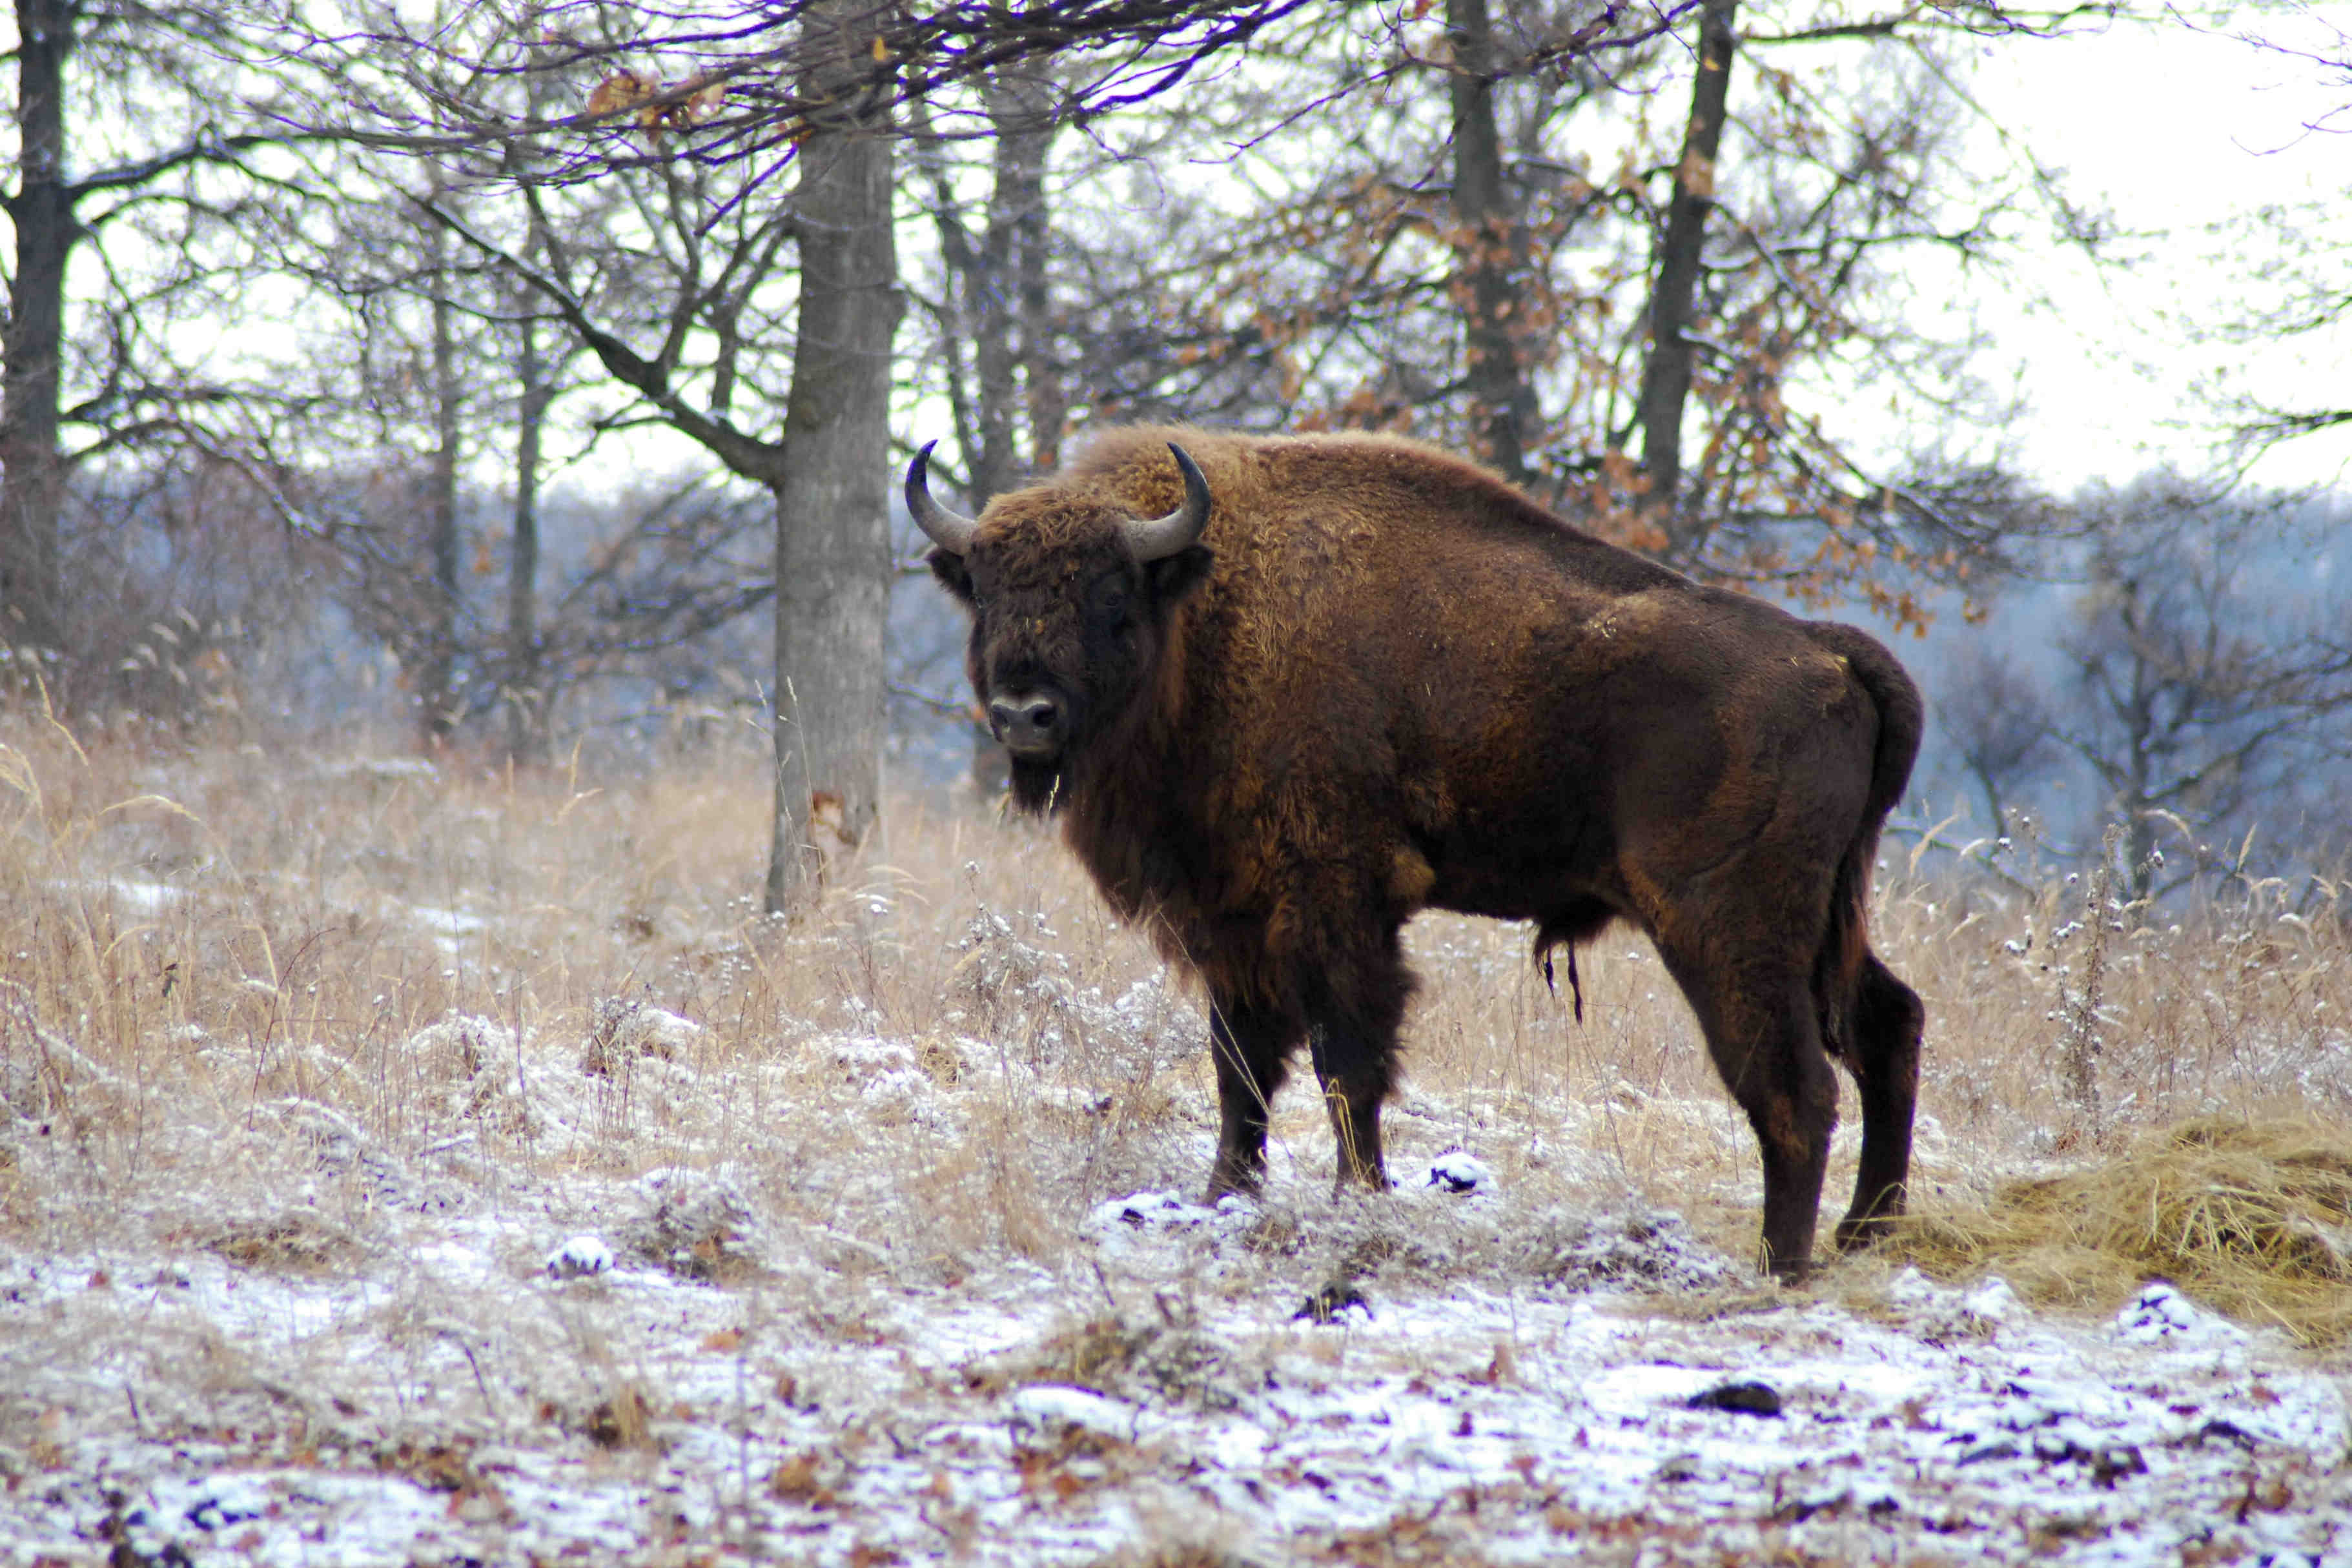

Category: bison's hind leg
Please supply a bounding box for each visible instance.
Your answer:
[1832,950,1924,1251]
[1657,942,1840,1283]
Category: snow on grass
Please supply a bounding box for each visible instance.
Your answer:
[3,1063,2346,1565]
[3,1241,2346,1563]
[3,738,2349,1563]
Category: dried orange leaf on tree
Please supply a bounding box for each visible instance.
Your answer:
[586,71,649,119]
[684,76,726,122]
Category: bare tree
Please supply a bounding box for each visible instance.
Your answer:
[764,25,901,908]
[1032,1,2083,622]
[3,0,307,678]
[1447,0,1541,483]
[2201,5,2352,466]
[378,19,902,907]
[249,138,782,755]
[1633,0,1735,541]
[420,203,464,745]
[504,261,555,762]
[916,65,1065,509]
[2048,478,2352,897]
[1936,640,2056,835]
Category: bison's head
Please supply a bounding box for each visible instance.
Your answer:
[912,442,1214,811]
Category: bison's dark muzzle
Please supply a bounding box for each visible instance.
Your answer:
[987,689,1067,758]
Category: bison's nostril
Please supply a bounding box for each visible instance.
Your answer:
[988,692,1064,753]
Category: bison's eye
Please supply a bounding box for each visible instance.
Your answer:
[1087,573,1130,619]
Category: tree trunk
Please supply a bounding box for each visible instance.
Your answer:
[1635,0,1737,552]
[942,74,1056,507]
[1,0,79,658]
[764,109,901,912]
[506,295,549,765]
[1447,0,1537,485]
[966,192,1021,504]
[996,78,1063,477]
[421,218,463,748]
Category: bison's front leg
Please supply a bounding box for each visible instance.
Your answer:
[1204,999,1295,1201]
[1311,1023,1391,1192]
[1304,946,1412,1196]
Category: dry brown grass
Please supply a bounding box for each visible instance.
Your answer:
[3,711,2348,1336]
[1879,1116,2352,1345]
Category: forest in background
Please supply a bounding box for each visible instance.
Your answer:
[4,0,2350,904]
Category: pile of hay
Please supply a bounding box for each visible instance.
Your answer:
[1883,1117,2352,1346]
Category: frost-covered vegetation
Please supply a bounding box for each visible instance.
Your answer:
[2,723,2347,1563]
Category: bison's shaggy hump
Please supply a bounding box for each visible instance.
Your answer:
[918,425,1926,1280]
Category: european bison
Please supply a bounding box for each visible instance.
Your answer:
[912,427,1925,1279]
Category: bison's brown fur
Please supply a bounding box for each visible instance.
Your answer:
[922,426,1925,1279]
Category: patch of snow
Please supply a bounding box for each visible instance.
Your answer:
[1963,1275,2023,1325]
[320,755,440,782]
[1535,1206,1736,1293]
[103,877,183,915]
[408,902,487,954]
[1427,1148,1493,1193]
[629,1006,702,1052]
[1082,1189,1223,1237]
[1010,1384,1143,1444]
[824,1034,919,1079]
[861,1066,937,1112]
[546,1234,614,1279]
[2114,1280,2248,1346]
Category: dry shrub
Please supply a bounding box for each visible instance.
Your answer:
[1883,1116,2352,1345]
[970,1301,1239,1411]
[619,1169,767,1283]
[199,1212,363,1273]
[585,1381,659,1450]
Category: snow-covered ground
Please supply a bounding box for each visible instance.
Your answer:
[3,1090,2345,1564]
[3,753,2348,1563]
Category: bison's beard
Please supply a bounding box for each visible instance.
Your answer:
[1007,755,1069,815]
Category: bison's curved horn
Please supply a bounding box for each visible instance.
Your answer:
[1122,443,1213,562]
[905,441,979,555]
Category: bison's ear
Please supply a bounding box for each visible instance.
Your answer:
[928,547,976,605]
[1147,544,1213,608]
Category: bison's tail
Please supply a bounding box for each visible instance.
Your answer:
[1808,624,1924,1059]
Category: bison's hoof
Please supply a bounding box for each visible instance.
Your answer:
[1203,1172,1263,1206]
[1834,1212,1901,1253]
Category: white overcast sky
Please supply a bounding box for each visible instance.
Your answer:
[1955,8,2349,492]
